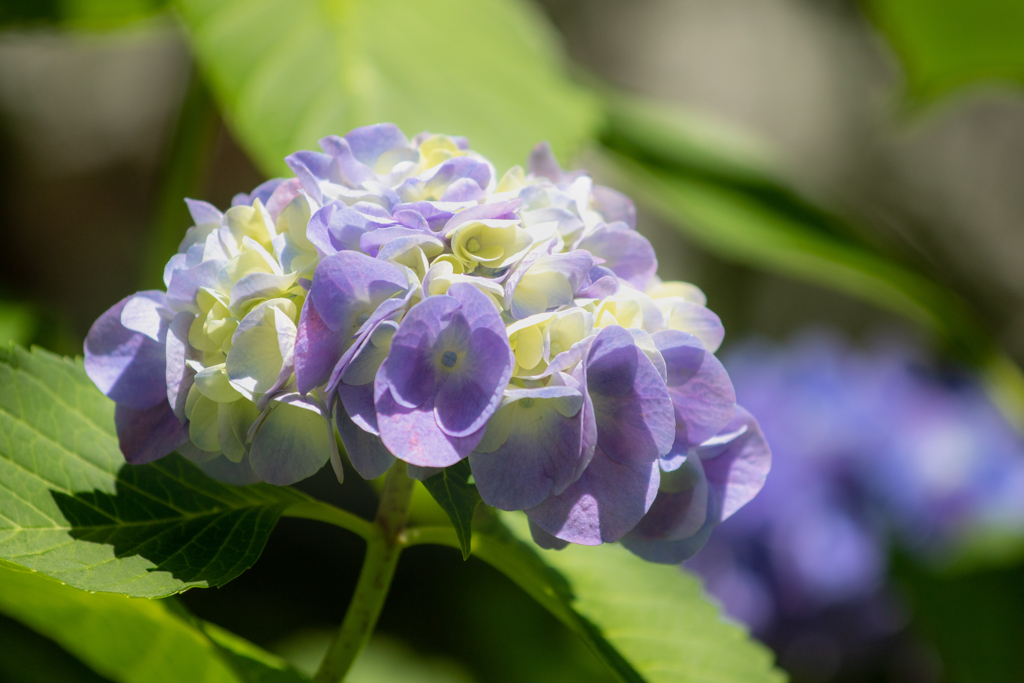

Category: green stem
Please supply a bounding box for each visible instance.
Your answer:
[313,462,414,683]
[282,500,376,541]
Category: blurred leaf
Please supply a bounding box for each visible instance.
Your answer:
[862,0,1024,104]
[0,612,112,683]
[0,301,37,347]
[893,553,1024,683]
[0,563,308,683]
[421,460,481,560]
[466,512,785,683]
[598,99,1024,427]
[173,0,600,176]
[0,345,307,598]
[274,631,474,682]
[0,0,168,29]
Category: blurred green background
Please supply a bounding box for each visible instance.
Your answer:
[2,0,1024,681]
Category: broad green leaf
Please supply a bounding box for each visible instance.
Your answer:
[173,0,600,176]
[0,563,309,683]
[862,0,1024,104]
[462,512,785,683]
[421,460,481,560]
[0,345,307,597]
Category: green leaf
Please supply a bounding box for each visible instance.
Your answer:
[457,512,785,683]
[862,0,1024,104]
[173,0,600,176]
[0,563,309,683]
[0,345,307,597]
[421,460,481,560]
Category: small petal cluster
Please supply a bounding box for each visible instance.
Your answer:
[85,123,768,559]
[687,333,1024,636]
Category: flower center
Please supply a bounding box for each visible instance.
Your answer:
[520,397,535,408]
[441,350,458,368]
[467,238,481,253]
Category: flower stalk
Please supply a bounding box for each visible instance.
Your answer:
[313,462,415,683]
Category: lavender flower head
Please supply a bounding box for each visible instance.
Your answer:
[687,332,1024,633]
[84,123,770,558]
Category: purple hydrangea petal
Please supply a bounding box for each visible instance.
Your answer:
[699,406,771,522]
[526,446,661,545]
[666,343,736,447]
[264,177,304,223]
[397,157,492,203]
[84,295,169,410]
[575,265,620,300]
[393,201,462,232]
[114,400,189,464]
[294,295,345,394]
[165,311,196,422]
[337,380,379,434]
[326,296,410,397]
[310,251,409,333]
[528,519,569,550]
[233,178,284,209]
[620,511,716,564]
[591,185,637,230]
[528,141,563,181]
[586,326,675,464]
[629,450,709,542]
[439,177,486,202]
[376,295,456,409]
[185,198,222,226]
[335,402,395,480]
[442,198,521,234]
[342,124,410,166]
[306,202,397,256]
[470,378,585,510]
[359,227,432,257]
[120,291,170,342]
[578,222,657,291]
[432,283,514,436]
[167,258,225,314]
[375,385,486,467]
[285,150,339,205]
[652,329,706,387]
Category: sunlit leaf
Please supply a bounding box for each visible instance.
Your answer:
[465,512,785,683]
[174,0,600,176]
[0,345,307,598]
[0,563,309,683]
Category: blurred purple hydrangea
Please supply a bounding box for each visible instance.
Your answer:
[84,123,770,558]
[687,332,1024,634]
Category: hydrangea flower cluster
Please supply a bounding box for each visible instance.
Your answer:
[687,332,1024,633]
[84,124,770,558]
